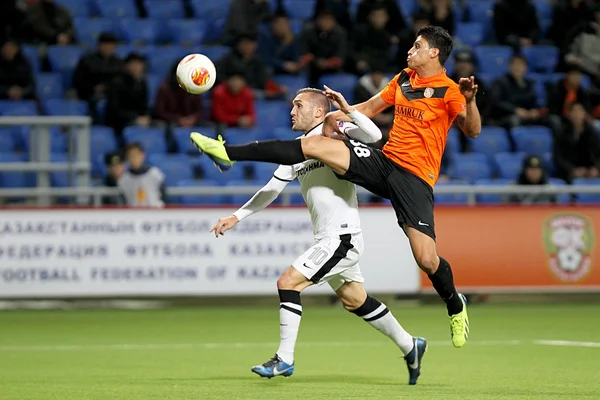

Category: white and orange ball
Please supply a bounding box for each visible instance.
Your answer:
[176,53,217,95]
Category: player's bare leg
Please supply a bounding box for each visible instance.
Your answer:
[405,226,469,348]
[335,282,427,385]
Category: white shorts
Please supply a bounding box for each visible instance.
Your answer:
[292,232,364,291]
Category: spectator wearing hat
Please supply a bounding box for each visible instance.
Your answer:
[553,102,600,183]
[26,0,74,45]
[211,69,256,128]
[351,3,393,75]
[102,151,126,206]
[73,32,123,123]
[547,64,592,120]
[0,38,35,100]
[118,142,166,208]
[353,60,393,135]
[509,155,556,205]
[105,53,150,144]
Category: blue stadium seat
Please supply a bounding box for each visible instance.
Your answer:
[169,19,208,46]
[252,163,279,181]
[469,126,510,157]
[493,152,526,179]
[148,154,194,186]
[273,127,296,140]
[122,126,168,154]
[476,72,495,86]
[455,22,484,46]
[226,179,277,205]
[0,100,38,116]
[190,0,231,20]
[49,152,76,187]
[274,75,308,96]
[474,178,513,204]
[44,99,88,116]
[36,73,64,100]
[290,19,305,35]
[318,74,358,103]
[148,46,187,79]
[146,73,162,107]
[449,153,492,181]
[204,18,227,42]
[0,129,17,151]
[573,178,600,204]
[283,0,316,20]
[176,179,225,205]
[173,126,216,153]
[120,18,160,45]
[446,127,461,154]
[522,45,559,73]
[548,178,570,204]
[511,126,553,155]
[47,46,85,89]
[145,0,185,18]
[21,45,41,72]
[533,0,552,20]
[254,100,291,131]
[74,18,116,47]
[115,44,154,59]
[49,127,69,153]
[0,152,35,188]
[465,0,495,41]
[398,0,418,17]
[474,46,513,78]
[221,127,269,145]
[89,126,118,174]
[95,0,138,18]
[55,0,92,17]
[542,152,554,176]
[200,46,230,63]
[434,181,471,205]
[197,156,245,181]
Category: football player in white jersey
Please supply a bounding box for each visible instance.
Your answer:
[209,88,427,385]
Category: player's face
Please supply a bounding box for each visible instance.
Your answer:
[407,36,436,69]
[290,94,319,132]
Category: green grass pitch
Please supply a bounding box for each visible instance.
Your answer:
[0,303,599,400]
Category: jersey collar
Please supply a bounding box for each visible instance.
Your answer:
[304,122,324,136]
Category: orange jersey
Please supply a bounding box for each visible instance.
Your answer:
[380,68,466,186]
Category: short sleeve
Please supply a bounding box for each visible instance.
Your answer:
[446,86,467,120]
[273,165,297,182]
[379,73,400,105]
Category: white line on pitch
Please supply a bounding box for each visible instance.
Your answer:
[534,340,600,348]
[0,340,522,352]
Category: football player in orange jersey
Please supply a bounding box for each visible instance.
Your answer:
[190,26,481,348]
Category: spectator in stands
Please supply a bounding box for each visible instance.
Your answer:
[73,33,122,124]
[313,0,352,33]
[355,0,406,41]
[353,60,393,135]
[211,70,256,128]
[547,64,592,119]
[257,12,301,75]
[26,0,74,45]
[118,142,166,208]
[553,102,600,183]
[419,0,455,36]
[547,0,592,54]
[450,50,491,127]
[0,0,26,43]
[222,0,272,46]
[351,4,393,75]
[396,13,429,70]
[154,60,204,128]
[105,53,150,143]
[509,155,556,204]
[564,5,600,77]
[300,9,347,87]
[491,54,560,146]
[493,0,540,49]
[0,38,35,100]
[102,151,126,206]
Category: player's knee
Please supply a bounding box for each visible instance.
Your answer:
[276,272,295,290]
[415,251,440,275]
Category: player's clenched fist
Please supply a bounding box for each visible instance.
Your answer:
[210,215,239,238]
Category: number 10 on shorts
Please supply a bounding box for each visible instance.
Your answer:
[350,140,371,158]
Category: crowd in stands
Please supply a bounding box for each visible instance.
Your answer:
[0,0,600,206]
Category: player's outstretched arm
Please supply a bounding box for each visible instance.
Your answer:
[456,76,481,139]
[322,92,391,138]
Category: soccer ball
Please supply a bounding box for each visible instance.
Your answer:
[176,53,217,95]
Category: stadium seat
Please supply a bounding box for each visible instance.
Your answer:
[274,75,308,97]
[445,127,461,154]
[122,126,168,154]
[573,178,600,204]
[522,45,559,73]
[21,45,41,73]
[254,101,291,131]
[464,0,495,41]
[55,0,92,17]
[173,126,215,154]
[533,0,553,21]
[252,163,280,182]
[169,19,208,46]
[89,125,118,154]
[455,22,484,46]
[36,73,64,100]
[449,153,492,181]
[474,178,513,204]
[223,127,273,145]
[204,18,227,43]
[0,152,35,188]
[47,46,85,89]
[95,0,138,18]
[44,99,88,116]
[511,126,553,155]
[200,46,230,63]
[148,46,187,79]
[226,179,277,205]
[434,181,471,205]
[0,100,38,116]
[289,19,305,35]
[176,179,225,205]
[542,152,554,176]
[469,127,510,157]
[74,18,116,47]
[115,44,154,59]
[474,46,513,78]
[49,127,70,153]
[547,178,570,204]
[120,19,160,45]
[318,74,358,103]
[197,156,245,182]
[273,127,296,141]
[49,152,77,188]
[283,0,316,20]
[146,73,162,107]
[493,152,526,179]
[145,0,185,18]
[148,154,194,186]
[190,0,232,20]
[0,129,17,151]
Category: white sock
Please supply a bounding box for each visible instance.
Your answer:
[276,289,302,364]
[353,296,414,355]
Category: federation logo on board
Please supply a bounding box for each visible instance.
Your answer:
[424,87,434,98]
[542,213,595,283]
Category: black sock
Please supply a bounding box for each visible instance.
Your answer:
[224,140,306,165]
[428,256,463,316]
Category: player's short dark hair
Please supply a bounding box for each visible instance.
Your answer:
[295,88,331,113]
[416,25,453,66]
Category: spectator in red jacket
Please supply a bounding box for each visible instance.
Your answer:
[154,61,204,128]
[211,70,256,128]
